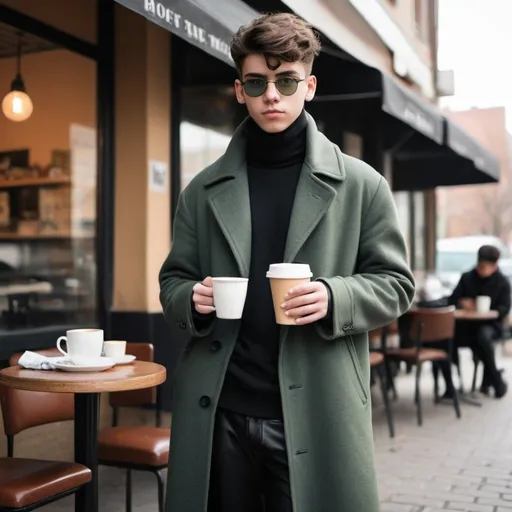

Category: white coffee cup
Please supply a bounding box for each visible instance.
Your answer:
[56,328,104,365]
[476,295,492,313]
[103,340,127,358]
[266,263,313,325]
[212,277,249,319]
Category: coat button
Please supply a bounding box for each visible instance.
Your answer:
[176,320,186,329]
[210,340,222,352]
[199,396,211,408]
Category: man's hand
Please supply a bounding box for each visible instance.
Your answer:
[192,276,215,315]
[459,298,475,311]
[281,281,329,325]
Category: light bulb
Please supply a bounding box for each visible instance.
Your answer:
[2,90,33,122]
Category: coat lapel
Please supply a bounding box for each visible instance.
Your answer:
[204,113,346,275]
[205,121,252,278]
[284,112,346,263]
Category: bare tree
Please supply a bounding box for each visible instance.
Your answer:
[479,179,512,238]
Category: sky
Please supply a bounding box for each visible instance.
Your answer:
[437,0,512,129]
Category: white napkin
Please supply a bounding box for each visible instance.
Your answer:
[17,351,68,370]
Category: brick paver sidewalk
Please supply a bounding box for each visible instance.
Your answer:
[375,345,512,512]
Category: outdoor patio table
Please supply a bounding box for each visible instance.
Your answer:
[0,360,166,512]
[453,309,499,321]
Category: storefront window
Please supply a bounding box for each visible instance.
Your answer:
[179,86,241,191]
[413,191,426,270]
[343,132,363,159]
[393,191,411,263]
[180,122,231,191]
[0,44,97,330]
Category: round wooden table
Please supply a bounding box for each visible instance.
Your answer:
[453,309,499,321]
[0,360,166,512]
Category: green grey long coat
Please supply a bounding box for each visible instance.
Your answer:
[159,112,415,512]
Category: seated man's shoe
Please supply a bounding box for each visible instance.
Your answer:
[494,379,508,399]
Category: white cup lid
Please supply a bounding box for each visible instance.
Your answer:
[266,263,312,279]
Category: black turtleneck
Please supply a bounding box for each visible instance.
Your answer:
[219,111,307,419]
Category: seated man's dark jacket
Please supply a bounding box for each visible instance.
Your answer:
[449,268,511,334]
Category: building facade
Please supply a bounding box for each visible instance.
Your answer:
[438,107,512,242]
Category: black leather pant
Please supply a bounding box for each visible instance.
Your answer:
[208,407,292,512]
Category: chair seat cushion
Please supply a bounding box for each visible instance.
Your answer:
[0,458,91,509]
[369,352,384,366]
[386,347,447,363]
[99,426,170,467]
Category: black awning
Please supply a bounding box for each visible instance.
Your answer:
[312,55,444,145]
[445,119,500,181]
[114,0,257,66]
[381,75,443,144]
[392,118,500,190]
[311,53,500,190]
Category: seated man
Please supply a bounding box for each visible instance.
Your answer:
[449,245,511,398]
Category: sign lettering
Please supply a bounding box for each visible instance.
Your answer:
[143,0,233,61]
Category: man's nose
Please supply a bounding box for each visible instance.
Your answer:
[263,81,279,102]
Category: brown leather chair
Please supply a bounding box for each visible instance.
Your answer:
[386,307,461,426]
[0,349,91,512]
[98,343,169,512]
[368,328,395,439]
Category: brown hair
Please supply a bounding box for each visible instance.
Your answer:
[231,13,322,75]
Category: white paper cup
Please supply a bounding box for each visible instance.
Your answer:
[212,277,249,319]
[266,264,313,325]
[476,295,491,313]
[56,328,104,365]
[103,340,127,358]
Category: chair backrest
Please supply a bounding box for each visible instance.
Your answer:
[1,348,74,441]
[369,320,399,350]
[408,306,456,344]
[109,343,156,408]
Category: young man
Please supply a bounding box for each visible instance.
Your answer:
[449,245,510,397]
[159,13,414,512]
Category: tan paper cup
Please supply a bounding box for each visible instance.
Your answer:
[266,263,313,325]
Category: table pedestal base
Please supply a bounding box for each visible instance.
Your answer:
[75,393,100,512]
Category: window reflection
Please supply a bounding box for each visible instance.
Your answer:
[179,85,242,192]
[0,48,97,330]
[393,191,411,261]
[180,122,231,191]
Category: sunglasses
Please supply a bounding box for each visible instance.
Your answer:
[241,76,305,97]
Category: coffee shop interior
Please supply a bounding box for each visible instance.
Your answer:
[0,12,97,344]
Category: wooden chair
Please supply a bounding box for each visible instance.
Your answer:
[385,307,461,426]
[368,327,395,438]
[98,343,169,512]
[0,349,91,512]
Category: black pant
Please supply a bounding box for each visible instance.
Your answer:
[208,408,292,512]
[439,323,502,391]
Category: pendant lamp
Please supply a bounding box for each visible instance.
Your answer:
[2,33,33,122]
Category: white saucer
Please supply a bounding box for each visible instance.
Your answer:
[111,354,136,365]
[54,357,115,372]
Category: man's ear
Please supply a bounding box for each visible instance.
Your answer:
[305,75,317,102]
[234,79,246,104]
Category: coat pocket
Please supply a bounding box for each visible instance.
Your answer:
[346,335,368,404]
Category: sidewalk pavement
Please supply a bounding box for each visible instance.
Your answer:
[375,343,512,512]
[42,345,512,511]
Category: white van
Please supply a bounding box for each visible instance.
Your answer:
[436,235,512,292]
